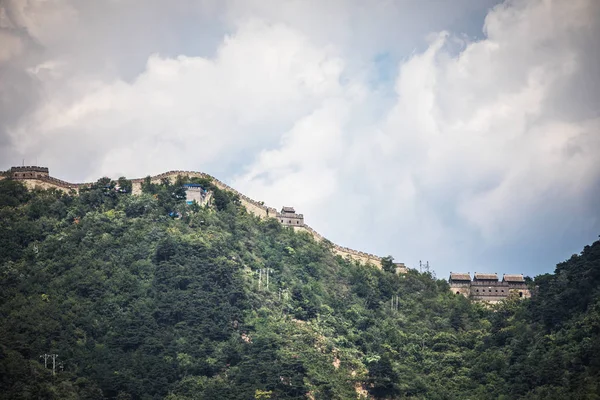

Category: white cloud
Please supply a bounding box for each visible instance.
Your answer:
[9,20,346,180]
[234,0,600,273]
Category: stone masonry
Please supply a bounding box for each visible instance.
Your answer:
[4,166,399,270]
[449,272,531,303]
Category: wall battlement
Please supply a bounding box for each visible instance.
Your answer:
[6,166,399,270]
[8,166,49,180]
[449,272,531,303]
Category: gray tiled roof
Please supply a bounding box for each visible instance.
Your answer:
[449,273,471,281]
[474,273,498,281]
[503,274,525,282]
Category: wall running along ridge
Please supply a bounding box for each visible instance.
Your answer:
[3,169,396,270]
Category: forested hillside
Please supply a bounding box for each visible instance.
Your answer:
[1,178,599,399]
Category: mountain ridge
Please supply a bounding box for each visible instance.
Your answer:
[2,165,404,270]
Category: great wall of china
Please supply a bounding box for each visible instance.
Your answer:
[2,166,406,271]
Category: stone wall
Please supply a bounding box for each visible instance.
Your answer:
[449,276,532,302]
[132,181,143,195]
[134,171,392,268]
[141,170,273,218]
[450,286,470,298]
[9,166,49,180]
[19,178,78,193]
[449,280,471,298]
[126,170,272,218]
[294,224,384,269]
[277,212,304,227]
[509,288,532,299]
[11,168,398,270]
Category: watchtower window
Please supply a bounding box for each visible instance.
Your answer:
[519,292,523,298]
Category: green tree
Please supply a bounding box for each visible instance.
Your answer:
[381,255,396,273]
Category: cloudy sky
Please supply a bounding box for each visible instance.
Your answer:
[1,0,599,278]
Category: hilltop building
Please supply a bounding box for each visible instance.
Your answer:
[449,272,531,303]
[183,183,209,205]
[9,166,49,179]
[395,263,408,274]
[277,206,305,227]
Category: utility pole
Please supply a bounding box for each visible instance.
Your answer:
[266,269,270,291]
[258,268,270,291]
[40,353,59,375]
[390,295,399,312]
[51,354,58,376]
[40,354,50,368]
[258,269,262,291]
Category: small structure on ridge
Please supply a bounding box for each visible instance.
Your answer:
[9,166,49,179]
[277,206,304,227]
[183,183,209,205]
[449,272,531,303]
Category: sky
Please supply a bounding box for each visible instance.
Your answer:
[1,0,599,279]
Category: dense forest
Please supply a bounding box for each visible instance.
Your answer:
[0,177,599,399]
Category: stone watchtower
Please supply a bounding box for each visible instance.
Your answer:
[10,166,49,179]
[449,272,471,297]
[277,206,304,227]
[502,274,531,299]
[449,271,531,303]
[183,183,209,205]
[470,273,507,302]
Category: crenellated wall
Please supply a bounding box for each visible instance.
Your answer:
[449,274,532,303]
[295,224,385,269]
[7,167,402,270]
[16,177,79,192]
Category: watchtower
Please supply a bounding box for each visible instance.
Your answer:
[470,273,510,302]
[449,272,471,297]
[183,183,208,205]
[10,166,49,180]
[277,206,304,227]
[502,274,531,298]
